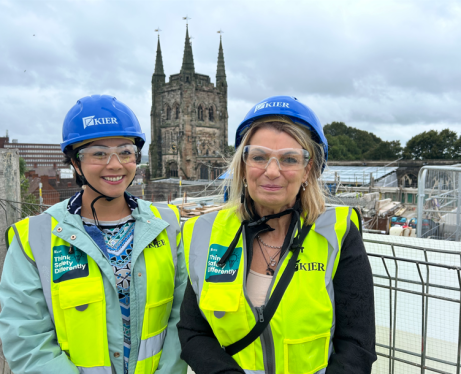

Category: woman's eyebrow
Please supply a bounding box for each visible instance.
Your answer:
[280,149,299,155]
[250,146,269,153]
[89,143,131,148]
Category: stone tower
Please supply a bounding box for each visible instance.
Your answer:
[149,27,228,180]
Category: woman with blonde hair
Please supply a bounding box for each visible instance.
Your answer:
[178,96,376,373]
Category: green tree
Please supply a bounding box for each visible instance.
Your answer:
[364,140,403,160]
[326,134,360,160]
[324,122,401,160]
[403,129,460,160]
[19,158,38,205]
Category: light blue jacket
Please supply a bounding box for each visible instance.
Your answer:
[0,199,188,374]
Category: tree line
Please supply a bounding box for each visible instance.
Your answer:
[324,122,461,161]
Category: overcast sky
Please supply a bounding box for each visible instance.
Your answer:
[1,0,461,152]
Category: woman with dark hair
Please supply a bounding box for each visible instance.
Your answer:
[178,96,376,374]
[0,95,187,374]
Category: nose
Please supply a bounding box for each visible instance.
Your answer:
[265,157,281,178]
[106,153,123,169]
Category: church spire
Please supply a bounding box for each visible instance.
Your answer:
[216,35,227,88]
[154,36,165,76]
[180,25,195,75]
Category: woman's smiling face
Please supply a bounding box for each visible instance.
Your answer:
[245,127,309,212]
[75,137,137,197]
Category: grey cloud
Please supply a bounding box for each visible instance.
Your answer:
[1,0,461,149]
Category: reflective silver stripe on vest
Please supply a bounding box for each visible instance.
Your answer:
[28,213,54,323]
[12,224,36,267]
[244,370,265,374]
[314,207,352,366]
[187,211,219,304]
[137,329,167,361]
[152,203,179,271]
[316,368,326,374]
[78,366,111,374]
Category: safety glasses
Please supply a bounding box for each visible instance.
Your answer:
[77,144,139,165]
[243,145,310,171]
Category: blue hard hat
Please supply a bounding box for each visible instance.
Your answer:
[235,96,328,170]
[60,95,146,152]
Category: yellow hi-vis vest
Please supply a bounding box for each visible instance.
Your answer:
[183,206,359,374]
[7,204,180,374]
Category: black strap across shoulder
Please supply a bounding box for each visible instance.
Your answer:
[223,223,313,356]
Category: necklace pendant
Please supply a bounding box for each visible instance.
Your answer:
[266,267,275,276]
[270,260,277,267]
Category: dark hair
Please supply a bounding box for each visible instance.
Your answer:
[63,147,85,187]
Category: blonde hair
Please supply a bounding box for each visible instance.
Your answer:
[223,116,326,226]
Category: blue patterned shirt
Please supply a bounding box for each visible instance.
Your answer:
[68,190,138,374]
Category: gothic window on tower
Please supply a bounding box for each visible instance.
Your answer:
[200,164,209,180]
[209,107,214,122]
[198,105,204,121]
[166,131,170,151]
[175,106,180,120]
[166,106,171,120]
[168,162,178,178]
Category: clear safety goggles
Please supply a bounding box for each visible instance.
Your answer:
[243,145,310,171]
[77,144,139,165]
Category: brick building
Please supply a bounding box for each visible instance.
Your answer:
[0,131,66,171]
[149,27,228,180]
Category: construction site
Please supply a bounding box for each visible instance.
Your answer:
[2,148,461,374]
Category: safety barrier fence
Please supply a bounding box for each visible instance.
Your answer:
[365,234,461,374]
[417,166,461,242]
[0,198,50,221]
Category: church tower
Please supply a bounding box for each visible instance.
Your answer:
[149,28,229,180]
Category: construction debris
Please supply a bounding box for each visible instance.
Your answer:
[178,203,224,218]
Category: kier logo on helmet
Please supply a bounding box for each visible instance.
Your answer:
[82,116,118,129]
[254,101,290,113]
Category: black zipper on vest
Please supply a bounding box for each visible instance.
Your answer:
[261,223,299,374]
[242,227,273,374]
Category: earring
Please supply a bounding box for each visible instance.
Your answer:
[302,181,308,191]
[243,178,248,188]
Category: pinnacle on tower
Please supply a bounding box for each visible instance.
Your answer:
[216,35,226,80]
[180,25,195,75]
[154,36,165,76]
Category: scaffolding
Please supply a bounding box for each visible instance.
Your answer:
[417,166,461,241]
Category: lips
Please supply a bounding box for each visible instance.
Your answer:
[261,184,283,191]
[101,175,125,185]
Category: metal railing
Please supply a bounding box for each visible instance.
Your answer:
[366,234,461,373]
[417,166,461,241]
[0,198,50,221]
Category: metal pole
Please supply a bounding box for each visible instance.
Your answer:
[456,269,461,374]
[39,182,43,213]
[381,257,393,374]
[457,172,461,241]
[391,245,399,374]
[415,262,426,373]
[417,168,428,238]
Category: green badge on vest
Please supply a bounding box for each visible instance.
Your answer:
[205,244,242,283]
[53,245,89,283]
